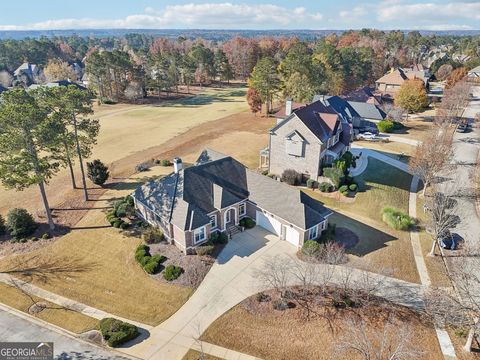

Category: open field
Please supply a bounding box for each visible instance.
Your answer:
[0,86,250,219]
[201,293,442,360]
[0,283,98,334]
[304,158,419,283]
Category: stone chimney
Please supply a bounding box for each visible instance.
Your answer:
[173,157,183,173]
[285,99,293,116]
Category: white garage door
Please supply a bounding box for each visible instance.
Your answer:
[285,226,300,247]
[256,210,281,236]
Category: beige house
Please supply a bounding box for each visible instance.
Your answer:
[132,150,332,254]
[375,67,429,99]
[266,100,351,180]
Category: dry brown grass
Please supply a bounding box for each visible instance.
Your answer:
[355,140,415,162]
[182,350,223,360]
[415,192,452,288]
[0,175,192,326]
[201,293,442,360]
[0,86,249,218]
[0,283,98,334]
[392,119,434,142]
[305,158,420,283]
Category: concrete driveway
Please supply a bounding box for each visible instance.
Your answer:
[121,227,296,360]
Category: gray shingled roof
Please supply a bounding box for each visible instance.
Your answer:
[319,96,386,122]
[133,151,332,231]
[271,100,340,143]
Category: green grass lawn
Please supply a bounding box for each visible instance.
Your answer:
[305,158,420,283]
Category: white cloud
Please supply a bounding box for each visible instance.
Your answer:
[0,3,324,30]
[377,2,480,23]
[340,6,367,20]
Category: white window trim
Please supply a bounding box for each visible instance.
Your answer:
[308,225,318,240]
[193,226,206,244]
[226,211,231,223]
[239,203,246,217]
[210,214,217,229]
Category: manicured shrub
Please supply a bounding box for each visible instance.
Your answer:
[120,222,130,230]
[256,292,271,302]
[377,120,395,133]
[261,170,269,176]
[323,167,344,189]
[318,182,333,193]
[239,217,256,229]
[382,207,417,230]
[344,175,354,185]
[161,159,171,167]
[349,183,358,192]
[163,265,183,281]
[87,159,110,186]
[196,244,215,256]
[281,169,301,186]
[209,231,228,244]
[112,219,124,228]
[0,215,5,236]
[143,227,165,244]
[98,318,139,347]
[41,233,50,240]
[306,178,317,189]
[6,208,37,239]
[339,185,349,195]
[302,240,321,256]
[134,245,165,273]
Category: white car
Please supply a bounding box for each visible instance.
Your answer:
[356,132,378,141]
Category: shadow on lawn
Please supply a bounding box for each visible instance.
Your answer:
[329,212,397,257]
[354,157,412,192]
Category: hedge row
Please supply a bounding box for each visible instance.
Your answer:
[135,244,166,274]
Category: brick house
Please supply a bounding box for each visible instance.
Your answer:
[132,149,333,254]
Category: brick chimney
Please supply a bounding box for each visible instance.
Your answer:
[173,157,183,173]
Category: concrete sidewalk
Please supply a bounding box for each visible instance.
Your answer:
[0,273,152,331]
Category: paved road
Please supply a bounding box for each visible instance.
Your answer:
[447,85,480,248]
[0,307,125,360]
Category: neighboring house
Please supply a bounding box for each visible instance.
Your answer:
[81,73,89,87]
[342,86,383,106]
[316,95,387,127]
[132,149,333,254]
[29,80,87,90]
[274,100,306,124]
[468,66,480,80]
[375,67,429,100]
[267,100,351,179]
[14,62,44,85]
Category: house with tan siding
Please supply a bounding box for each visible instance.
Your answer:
[132,149,333,254]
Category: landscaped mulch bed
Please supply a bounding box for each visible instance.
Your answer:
[149,242,214,288]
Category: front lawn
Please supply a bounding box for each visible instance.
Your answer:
[0,283,98,334]
[305,158,419,283]
[201,291,442,360]
[0,175,192,326]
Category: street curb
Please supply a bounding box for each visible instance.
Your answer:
[0,302,140,360]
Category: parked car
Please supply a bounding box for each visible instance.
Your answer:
[356,132,378,141]
[457,124,468,133]
[440,231,457,250]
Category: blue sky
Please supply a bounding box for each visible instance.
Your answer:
[0,0,479,30]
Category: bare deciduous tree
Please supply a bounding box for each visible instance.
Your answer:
[410,128,454,197]
[437,80,471,126]
[425,249,480,351]
[427,188,460,257]
[336,317,422,360]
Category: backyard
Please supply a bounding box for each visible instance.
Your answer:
[304,158,420,283]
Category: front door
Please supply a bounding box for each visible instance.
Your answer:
[225,209,234,227]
